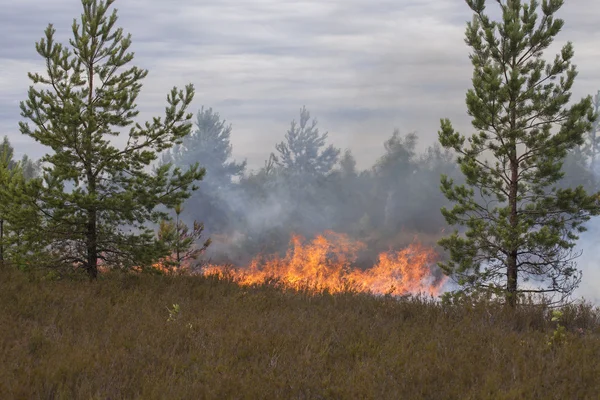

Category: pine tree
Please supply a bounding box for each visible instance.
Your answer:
[0,138,43,266]
[161,106,246,233]
[0,143,18,262]
[273,106,340,181]
[338,149,358,178]
[162,106,246,188]
[19,0,203,279]
[0,136,41,177]
[0,137,17,171]
[270,106,341,234]
[438,0,599,307]
[372,131,419,230]
[156,204,211,272]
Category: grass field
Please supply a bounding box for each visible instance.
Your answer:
[1,265,599,399]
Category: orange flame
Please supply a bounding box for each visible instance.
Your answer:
[202,231,446,297]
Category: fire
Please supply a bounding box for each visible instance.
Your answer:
[201,231,446,297]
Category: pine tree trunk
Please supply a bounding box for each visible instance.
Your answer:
[85,60,98,281]
[507,97,519,308]
[176,211,181,267]
[507,161,519,307]
[0,219,4,262]
[86,208,98,280]
[86,171,98,280]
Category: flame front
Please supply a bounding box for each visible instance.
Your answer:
[202,231,446,297]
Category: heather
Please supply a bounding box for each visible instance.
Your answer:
[1,266,599,399]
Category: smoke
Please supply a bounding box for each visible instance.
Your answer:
[159,105,600,304]
[168,108,456,294]
[573,219,600,304]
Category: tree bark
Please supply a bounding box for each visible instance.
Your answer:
[507,160,518,307]
[86,208,98,280]
[85,54,98,281]
[86,169,98,280]
[507,72,519,308]
[0,219,4,262]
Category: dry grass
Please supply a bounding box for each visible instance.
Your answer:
[1,265,599,399]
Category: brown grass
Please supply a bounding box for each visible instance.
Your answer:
[1,265,599,399]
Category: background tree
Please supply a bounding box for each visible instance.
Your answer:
[438,0,599,307]
[327,149,368,234]
[273,106,340,181]
[559,145,595,191]
[558,90,600,193]
[363,132,459,244]
[161,106,246,233]
[19,0,203,279]
[587,91,600,177]
[217,107,341,261]
[271,106,341,235]
[410,142,460,233]
[372,131,419,231]
[0,136,41,178]
[0,136,42,265]
[0,143,20,262]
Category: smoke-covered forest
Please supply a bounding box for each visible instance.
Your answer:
[160,106,460,264]
[2,82,600,297]
[155,101,599,295]
[8,97,599,297]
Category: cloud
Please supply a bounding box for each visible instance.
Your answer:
[2,0,598,166]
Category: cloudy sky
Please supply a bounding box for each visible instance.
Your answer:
[2,0,600,169]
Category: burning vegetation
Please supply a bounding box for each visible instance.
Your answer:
[154,231,446,297]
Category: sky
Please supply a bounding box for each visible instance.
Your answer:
[1,0,600,170]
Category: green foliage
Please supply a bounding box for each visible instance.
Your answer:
[0,136,42,178]
[1,267,599,399]
[0,142,22,263]
[547,309,567,347]
[156,204,211,271]
[438,0,599,306]
[165,303,180,322]
[18,0,203,279]
[273,106,340,180]
[162,106,246,185]
[0,137,44,267]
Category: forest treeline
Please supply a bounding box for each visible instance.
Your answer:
[159,100,600,271]
[3,99,597,268]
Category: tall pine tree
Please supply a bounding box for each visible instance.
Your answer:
[438,0,599,306]
[19,0,203,279]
